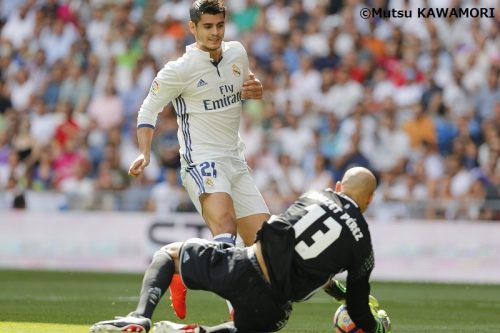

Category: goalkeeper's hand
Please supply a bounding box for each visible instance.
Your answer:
[369,295,391,333]
[325,281,391,332]
[374,309,391,333]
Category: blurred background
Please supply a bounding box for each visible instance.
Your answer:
[0,0,499,220]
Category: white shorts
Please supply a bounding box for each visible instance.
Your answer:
[180,157,269,219]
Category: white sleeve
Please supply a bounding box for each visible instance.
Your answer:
[240,42,250,81]
[137,62,185,127]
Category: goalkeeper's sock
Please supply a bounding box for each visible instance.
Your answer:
[135,248,174,319]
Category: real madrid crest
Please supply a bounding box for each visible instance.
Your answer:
[232,64,241,77]
[205,177,215,187]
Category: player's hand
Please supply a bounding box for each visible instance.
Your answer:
[241,73,263,100]
[128,153,150,177]
[375,309,391,333]
[370,296,391,333]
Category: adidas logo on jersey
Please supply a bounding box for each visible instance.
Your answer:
[197,79,207,87]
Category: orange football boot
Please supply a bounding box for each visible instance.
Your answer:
[169,274,187,319]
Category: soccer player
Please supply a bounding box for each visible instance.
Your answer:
[90,167,391,333]
[127,0,270,319]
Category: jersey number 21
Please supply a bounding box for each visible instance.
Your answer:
[293,204,342,260]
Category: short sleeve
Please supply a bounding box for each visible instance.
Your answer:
[137,62,185,127]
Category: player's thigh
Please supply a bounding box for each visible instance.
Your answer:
[180,161,232,216]
[200,192,237,231]
[230,166,269,219]
[179,239,243,297]
[235,213,269,246]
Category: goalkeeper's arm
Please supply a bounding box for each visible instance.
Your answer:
[324,278,347,302]
[325,279,391,333]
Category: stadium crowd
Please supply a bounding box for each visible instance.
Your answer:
[0,0,499,220]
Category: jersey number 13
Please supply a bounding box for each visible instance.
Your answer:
[293,204,342,260]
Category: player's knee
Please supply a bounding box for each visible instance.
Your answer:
[156,242,182,260]
[206,211,236,233]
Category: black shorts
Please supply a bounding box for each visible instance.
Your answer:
[179,239,291,333]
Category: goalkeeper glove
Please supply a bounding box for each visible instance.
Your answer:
[373,308,391,333]
[369,295,391,333]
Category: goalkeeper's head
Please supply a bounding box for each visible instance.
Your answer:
[335,167,377,214]
[190,0,226,24]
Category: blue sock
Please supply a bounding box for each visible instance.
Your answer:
[213,233,236,246]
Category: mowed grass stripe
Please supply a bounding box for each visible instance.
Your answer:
[0,322,88,333]
[1,269,500,333]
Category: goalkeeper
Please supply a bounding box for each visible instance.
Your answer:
[90,167,391,333]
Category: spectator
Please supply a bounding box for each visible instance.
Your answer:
[53,101,79,149]
[403,103,437,149]
[1,1,35,49]
[87,81,124,130]
[306,154,334,191]
[8,67,36,112]
[475,66,500,121]
[369,112,411,173]
[39,18,78,66]
[324,66,364,119]
[52,136,89,190]
[58,63,92,114]
[147,168,187,219]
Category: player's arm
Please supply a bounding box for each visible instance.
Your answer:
[345,269,375,327]
[328,278,391,333]
[238,41,262,100]
[129,63,184,177]
[129,126,154,176]
[241,71,262,100]
[345,271,380,332]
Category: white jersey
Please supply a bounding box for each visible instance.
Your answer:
[137,41,250,165]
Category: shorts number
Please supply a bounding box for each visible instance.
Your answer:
[200,161,217,177]
[293,204,342,260]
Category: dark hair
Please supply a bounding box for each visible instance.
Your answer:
[190,0,226,24]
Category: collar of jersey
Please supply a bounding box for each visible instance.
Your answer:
[186,41,228,61]
[337,192,359,208]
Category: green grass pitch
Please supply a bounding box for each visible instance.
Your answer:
[1,269,499,332]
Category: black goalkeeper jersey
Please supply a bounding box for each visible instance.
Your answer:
[256,189,377,331]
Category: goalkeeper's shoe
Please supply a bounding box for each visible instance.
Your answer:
[153,321,203,333]
[90,312,151,332]
[169,274,187,319]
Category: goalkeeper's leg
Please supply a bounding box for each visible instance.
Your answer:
[135,244,180,318]
[90,243,180,332]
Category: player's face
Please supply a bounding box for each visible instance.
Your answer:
[190,13,225,55]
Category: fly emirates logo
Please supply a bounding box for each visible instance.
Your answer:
[203,84,242,111]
